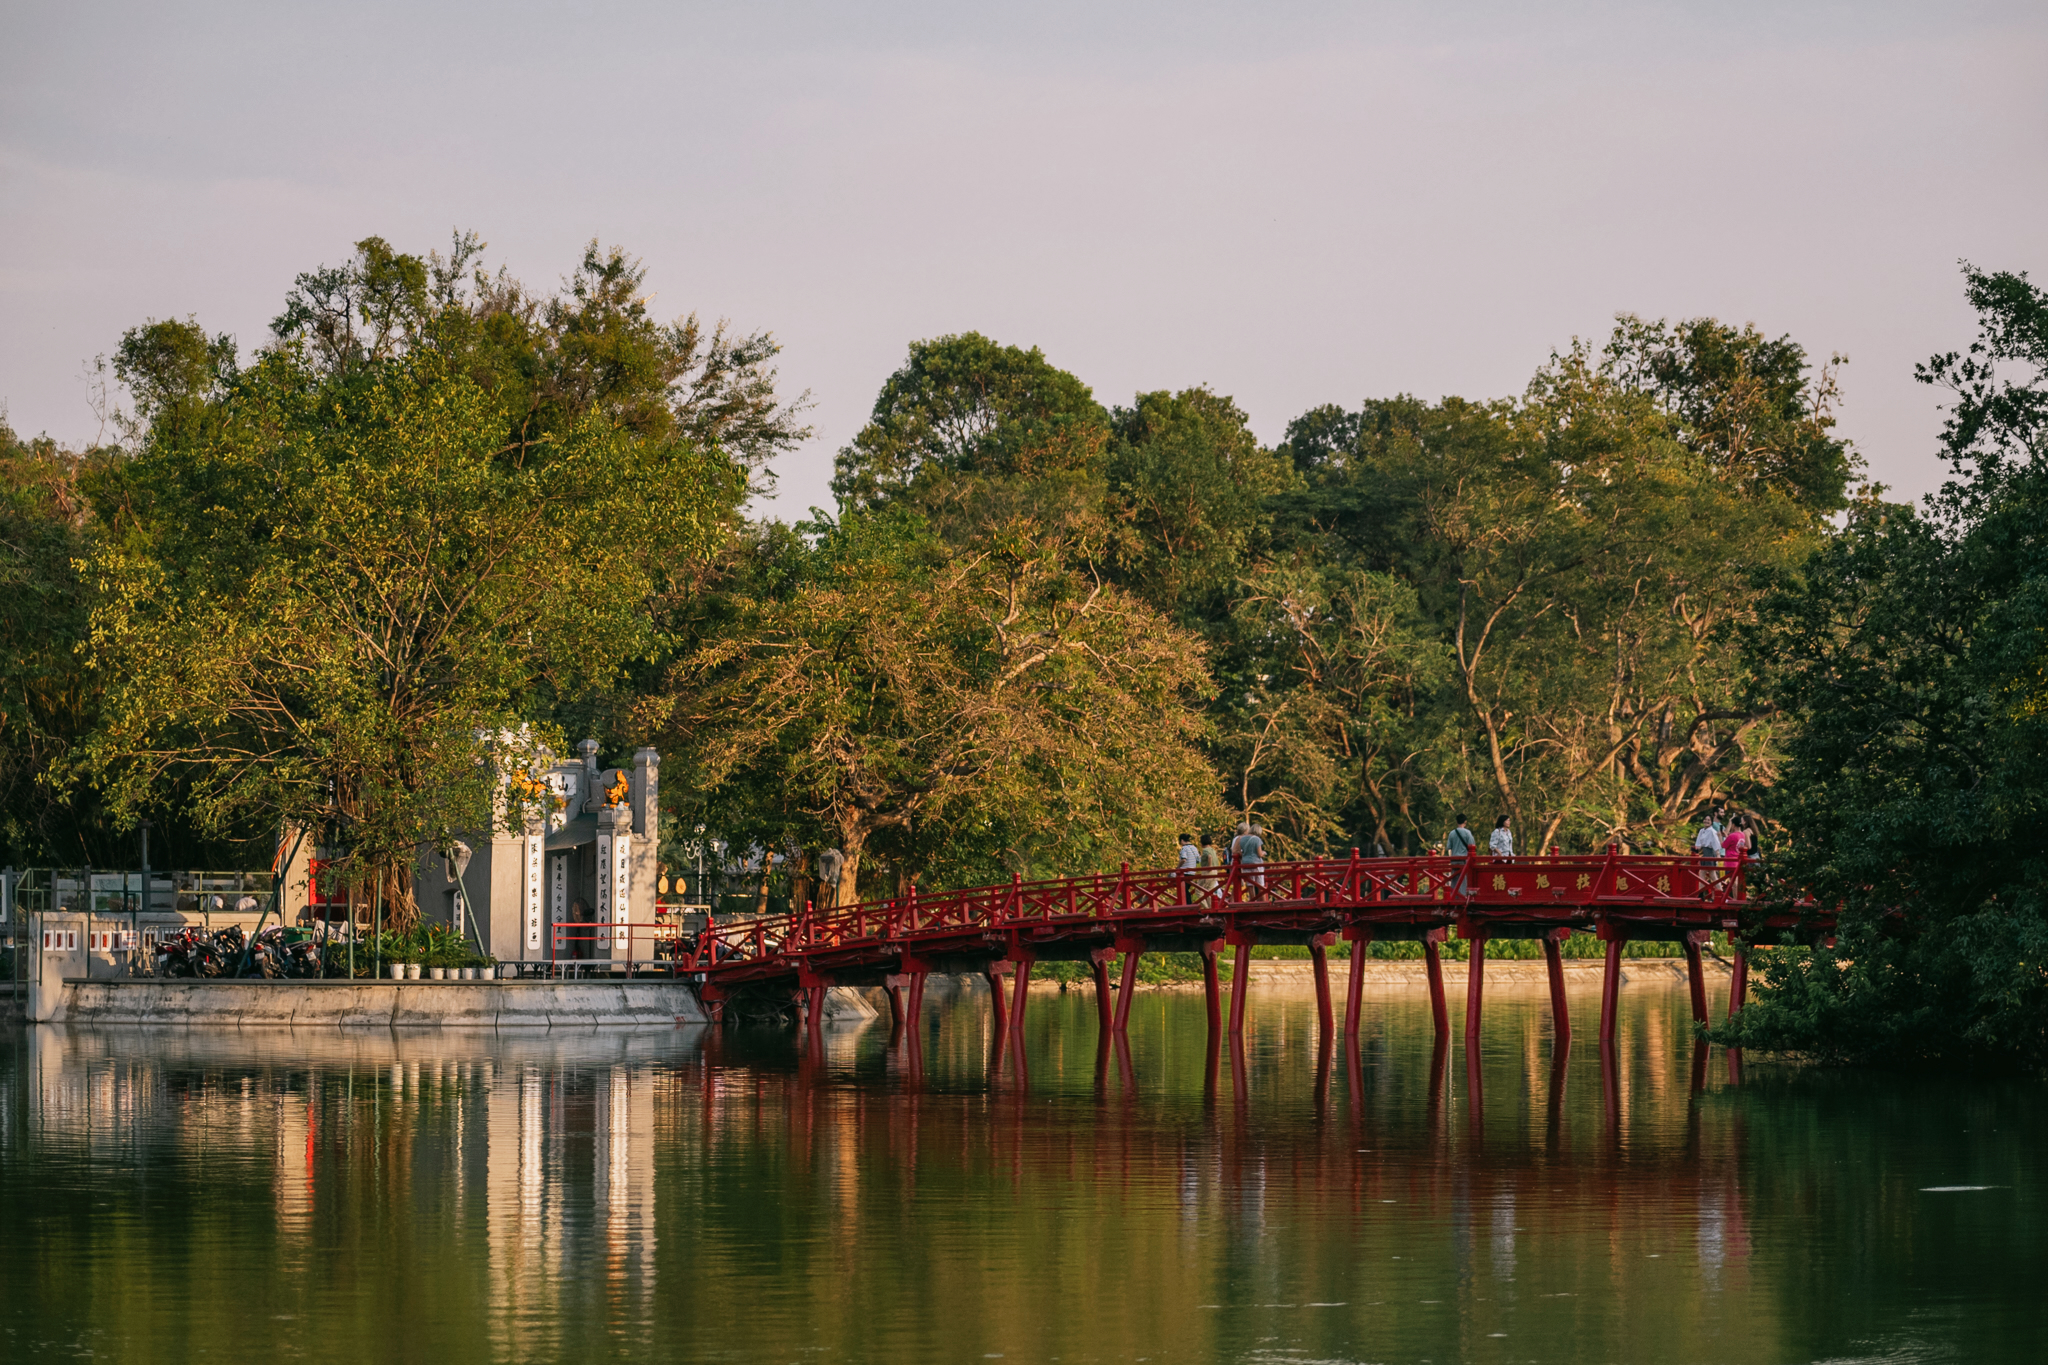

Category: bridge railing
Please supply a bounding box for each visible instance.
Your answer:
[678,849,1755,973]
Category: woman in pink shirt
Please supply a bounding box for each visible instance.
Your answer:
[1723,815,1752,880]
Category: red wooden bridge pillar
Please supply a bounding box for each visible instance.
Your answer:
[1199,938,1225,1041]
[1541,927,1571,1047]
[1422,927,1450,1041]
[1460,919,1488,1046]
[1088,946,1118,1036]
[984,959,1015,1076]
[883,979,905,1030]
[1682,930,1711,1026]
[1727,947,1749,1017]
[798,963,831,1034]
[985,959,1014,1032]
[907,973,928,1025]
[1225,927,1257,1036]
[1341,924,1373,1040]
[896,953,933,1037]
[1597,921,1627,1047]
[1007,952,1036,1072]
[1112,934,1146,1034]
[1308,932,1337,1043]
[698,982,728,1026]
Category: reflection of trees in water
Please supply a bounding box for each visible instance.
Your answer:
[0,991,2029,1361]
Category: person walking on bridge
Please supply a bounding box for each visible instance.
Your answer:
[1489,815,1515,859]
[1177,833,1200,902]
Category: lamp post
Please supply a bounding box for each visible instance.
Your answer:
[694,824,706,906]
[135,819,151,976]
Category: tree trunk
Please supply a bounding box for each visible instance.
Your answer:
[380,859,420,934]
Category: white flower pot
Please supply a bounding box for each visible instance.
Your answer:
[387,963,403,980]
[404,963,421,980]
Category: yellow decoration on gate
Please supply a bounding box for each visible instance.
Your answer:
[1535,874,1551,889]
[1491,874,1507,891]
[1577,874,1592,890]
[1655,875,1671,893]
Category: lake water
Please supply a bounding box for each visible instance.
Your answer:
[1,978,2042,1363]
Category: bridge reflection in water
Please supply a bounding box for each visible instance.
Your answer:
[4,982,2034,1363]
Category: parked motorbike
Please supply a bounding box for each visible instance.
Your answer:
[251,925,323,979]
[156,927,225,978]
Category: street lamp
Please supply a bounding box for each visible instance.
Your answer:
[694,824,706,905]
[135,819,151,976]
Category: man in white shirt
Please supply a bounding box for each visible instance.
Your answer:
[1177,834,1200,902]
[1694,816,1724,886]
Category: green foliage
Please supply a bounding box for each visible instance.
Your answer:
[0,421,101,863]
[1717,265,2048,1068]
[375,923,489,970]
[76,234,763,924]
[649,506,1226,902]
[1104,387,1295,620]
[1207,563,1451,855]
[1259,324,1837,855]
[272,234,812,485]
[1604,314,1855,512]
[831,332,1108,512]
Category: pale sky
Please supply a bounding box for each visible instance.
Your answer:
[4,1,2044,516]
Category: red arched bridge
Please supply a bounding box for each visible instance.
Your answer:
[681,848,1821,1055]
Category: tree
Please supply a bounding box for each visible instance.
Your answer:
[0,420,104,865]
[1104,387,1296,622]
[273,234,813,484]
[1207,562,1451,854]
[79,239,760,924]
[831,333,1109,512]
[646,510,1224,906]
[1604,314,1855,513]
[1720,265,2048,1067]
[1270,321,1840,853]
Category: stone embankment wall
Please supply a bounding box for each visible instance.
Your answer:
[41,980,709,1028]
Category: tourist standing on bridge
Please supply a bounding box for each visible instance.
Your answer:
[1196,834,1223,901]
[1489,815,1514,858]
[1693,814,1724,886]
[1178,834,1200,901]
[1722,815,1751,879]
[1446,815,1477,894]
[1232,821,1267,897]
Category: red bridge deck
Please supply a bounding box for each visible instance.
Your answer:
[685,849,1818,1053]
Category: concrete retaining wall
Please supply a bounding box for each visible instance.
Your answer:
[44,979,709,1028]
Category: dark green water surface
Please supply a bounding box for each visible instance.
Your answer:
[1,978,2042,1363]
